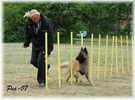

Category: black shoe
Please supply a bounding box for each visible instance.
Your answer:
[38,83,45,88]
[48,64,50,69]
[48,64,51,72]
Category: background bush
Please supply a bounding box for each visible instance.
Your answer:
[3,2,133,43]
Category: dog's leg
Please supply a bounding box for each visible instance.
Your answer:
[85,73,93,86]
[74,73,79,83]
[66,73,71,82]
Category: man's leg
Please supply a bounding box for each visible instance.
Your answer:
[30,47,39,68]
[37,51,45,86]
[37,51,51,88]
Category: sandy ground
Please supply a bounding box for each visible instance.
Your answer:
[3,42,132,97]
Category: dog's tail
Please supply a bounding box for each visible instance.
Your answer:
[60,62,68,68]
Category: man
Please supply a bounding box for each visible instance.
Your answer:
[23,9,54,88]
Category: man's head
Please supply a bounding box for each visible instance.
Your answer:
[31,14,41,23]
[24,9,41,23]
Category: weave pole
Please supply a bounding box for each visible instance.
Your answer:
[132,36,134,49]
[115,36,119,73]
[121,36,124,73]
[89,34,93,80]
[97,34,101,80]
[132,35,134,43]
[110,36,115,76]
[45,32,48,90]
[57,32,61,88]
[81,33,83,47]
[104,35,108,79]
[70,32,73,85]
[126,36,130,72]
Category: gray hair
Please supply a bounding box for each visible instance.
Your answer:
[24,9,40,18]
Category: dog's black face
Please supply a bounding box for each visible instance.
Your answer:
[76,47,88,64]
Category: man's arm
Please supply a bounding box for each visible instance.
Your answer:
[24,22,32,48]
[42,16,54,55]
[47,22,54,55]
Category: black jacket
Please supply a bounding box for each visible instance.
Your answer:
[24,15,54,55]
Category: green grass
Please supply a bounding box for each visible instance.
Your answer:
[3,42,132,97]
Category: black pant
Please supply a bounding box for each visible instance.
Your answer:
[30,47,48,84]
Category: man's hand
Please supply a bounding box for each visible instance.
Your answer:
[24,46,28,48]
[43,51,45,55]
[43,51,51,55]
[23,44,29,48]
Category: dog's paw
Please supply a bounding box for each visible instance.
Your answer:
[89,82,95,87]
[67,78,77,84]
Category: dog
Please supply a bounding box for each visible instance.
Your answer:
[61,47,93,86]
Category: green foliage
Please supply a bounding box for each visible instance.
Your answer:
[71,22,88,33]
[3,2,132,42]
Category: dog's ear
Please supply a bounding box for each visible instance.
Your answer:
[84,47,87,51]
[84,47,88,54]
[84,47,87,50]
[81,47,83,51]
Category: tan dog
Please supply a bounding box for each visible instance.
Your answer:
[61,47,93,86]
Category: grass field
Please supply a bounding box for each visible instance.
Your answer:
[3,41,132,97]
